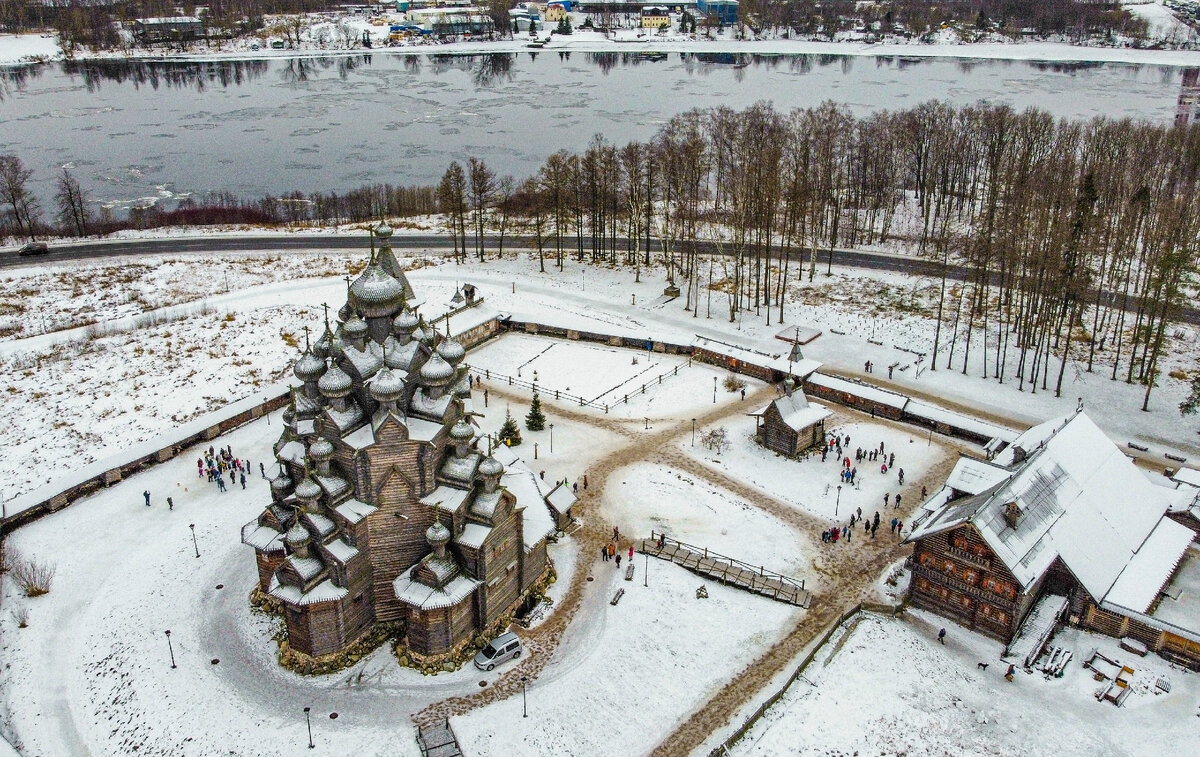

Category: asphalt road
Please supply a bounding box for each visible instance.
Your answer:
[7,234,1197,325]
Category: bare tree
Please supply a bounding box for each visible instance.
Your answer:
[55,166,91,237]
[0,154,40,240]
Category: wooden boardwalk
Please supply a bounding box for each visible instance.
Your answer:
[416,719,463,757]
[638,535,812,608]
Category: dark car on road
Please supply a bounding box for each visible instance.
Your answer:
[18,241,49,256]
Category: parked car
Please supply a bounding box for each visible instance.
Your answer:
[473,631,521,671]
[18,241,48,256]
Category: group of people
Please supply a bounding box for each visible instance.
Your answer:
[197,445,250,493]
[821,433,915,546]
[600,525,632,568]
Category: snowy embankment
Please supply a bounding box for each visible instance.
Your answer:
[4,10,1200,68]
[737,609,1200,757]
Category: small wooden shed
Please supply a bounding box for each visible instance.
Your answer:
[751,381,831,457]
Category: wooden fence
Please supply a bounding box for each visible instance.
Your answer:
[706,601,905,757]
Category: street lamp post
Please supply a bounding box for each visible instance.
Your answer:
[189,524,199,558]
[549,423,554,453]
[691,418,696,446]
[644,417,648,430]
[165,630,176,669]
[521,676,529,718]
[713,376,717,404]
[304,707,314,749]
[835,485,842,518]
[644,548,649,587]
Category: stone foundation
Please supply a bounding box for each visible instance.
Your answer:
[277,622,402,676]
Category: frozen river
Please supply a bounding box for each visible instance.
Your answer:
[0,51,1191,210]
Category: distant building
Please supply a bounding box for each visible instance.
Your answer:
[640,6,671,27]
[906,413,1200,668]
[749,378,830,457]
[545,1,568,21]
[133,16,204,42]
[697,0,737,24]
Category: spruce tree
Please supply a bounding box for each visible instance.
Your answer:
[526,391,546,431]
[498,409,523,447]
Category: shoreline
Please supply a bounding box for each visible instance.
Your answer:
[6,31,1200,68]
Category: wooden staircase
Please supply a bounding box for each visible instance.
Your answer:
[639,532,811,608]
[416,718,463,757]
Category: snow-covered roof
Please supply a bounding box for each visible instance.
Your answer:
[322,538,359,564]
[905,399,1020,443]
[407,416,445,442]
[1006,593,1068,667]
[271,577,348,606]
[503,466,556,548]
[342,342,383,380]
[342,423,376,451]
[441,452,481,482]
[295,419,316,437]
[303,511,336,538]
[691,334,821,379]
[420,485,470,514]
[1100,518,1195,614]
[445,301,504,339]
[335,498,377,524]
[326,403,364,433]
[1149,545,1200,638]
[806,373,908,409]
[1172,467,1200,489]
[289,555,324,581]
[457,522,492,549]
[315,474,349,499]
[910,413,1185,610]
[241,520,284,552]
[394,572,480,610]
[761,392,831,432]
[277,439,306,465]
[990,415,1066,467]
[546,481,576,515]
[945,456,1011,496]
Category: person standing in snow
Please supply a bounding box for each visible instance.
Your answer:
[938,628,946,644]
[143,490,151,507]
[167,497,173,511]
[895,494,902,510]
[260,462,266,479]
[628,545,634,560]
[240,472,247,489]
[197,458,204,477]
[898,468,905,485]
[615,553,622,569]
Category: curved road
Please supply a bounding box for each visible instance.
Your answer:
[8,234,1197,325]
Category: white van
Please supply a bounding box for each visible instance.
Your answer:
[473,631,521,671]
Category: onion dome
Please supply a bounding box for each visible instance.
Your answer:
[293,349,326,383]
[285,522,310,547]
[416,324,436,346]
[282,405,296,425]
[375,223,393,240]
[308,438,334,462]
[425,518,451,547]
[271,473,293,496]
[318,361,353,399]
[313,326,334,359]
[419,353,455,386]
[338,299,353,323]
[393,308,419,334]
[369,367,405,404]
[436,337,466,366]
[295,476,322,502]
[449,418,474,442]
[350,260,405,318]
[478,456,504,478]
[343,312,369,341]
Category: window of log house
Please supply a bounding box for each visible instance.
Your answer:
[918,552,935,567]
[942,559,956,576]
[953,535,969,551]
[957,594,972,609]
[961,569,978,585]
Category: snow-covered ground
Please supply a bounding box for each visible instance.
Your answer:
[0,33,57,65]
[452,558,799,756]
[2,251,1195,510]
[736,609,1200,757]
[686,410,955,526]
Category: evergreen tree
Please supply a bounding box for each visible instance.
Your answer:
[499,409,523,447]
[526,391,546,430]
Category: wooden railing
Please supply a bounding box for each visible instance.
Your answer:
[947,545,993,570]
[648,530,806,593]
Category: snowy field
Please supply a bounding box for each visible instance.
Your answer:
[469,333,749,419]
[606,461,812,578]
[687,409,958,525]
[3,251,1196,511]
[451,558,800,757]
[736,609,1200,757]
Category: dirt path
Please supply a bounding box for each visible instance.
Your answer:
[414,384,965,757]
